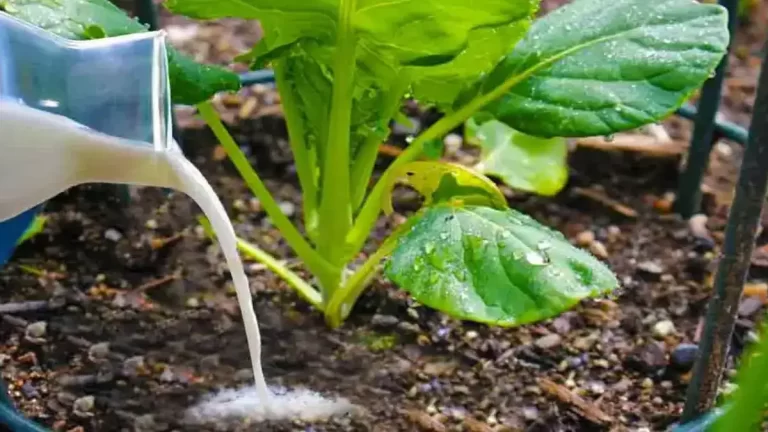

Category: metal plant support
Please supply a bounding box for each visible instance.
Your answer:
[681,46,768,423]
[675,0,741,218]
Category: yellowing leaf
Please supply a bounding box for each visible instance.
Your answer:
[381,161,507,215]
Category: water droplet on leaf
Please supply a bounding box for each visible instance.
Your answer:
[424,243,435,254]
[525,251,547,266]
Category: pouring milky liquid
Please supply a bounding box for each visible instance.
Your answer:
[0,13,351,424]
[0,100,354,423]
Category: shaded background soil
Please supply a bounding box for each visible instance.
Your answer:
[2,1,768,431]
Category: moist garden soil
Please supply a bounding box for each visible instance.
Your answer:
[2,2,768,431]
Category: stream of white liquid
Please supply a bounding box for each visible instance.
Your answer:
[0,101,353,423]
[167,154,355,424]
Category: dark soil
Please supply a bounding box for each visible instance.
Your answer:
[2,2,767,432]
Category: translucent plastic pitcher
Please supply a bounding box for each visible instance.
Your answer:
[0,11,176,226]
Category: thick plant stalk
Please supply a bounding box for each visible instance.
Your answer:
[681,49,768,421]
[316,0,358,280]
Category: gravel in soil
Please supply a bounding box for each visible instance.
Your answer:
[3,2,768,431]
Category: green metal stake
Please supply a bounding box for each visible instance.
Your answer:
[674,0,739,219]
[681,46,768,423]
[676,104,749,146]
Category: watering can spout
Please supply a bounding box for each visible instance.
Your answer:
[0,11,172,149]
[0,11,178,225]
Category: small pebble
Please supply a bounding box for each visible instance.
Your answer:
[122,356,145,377]
[371,314,399,328]
[199,354,220,371]
[465,330,479,341]
[25,321,47,339]
[613,378,632,393]
[144,219,158,230]
[73,395,95,417]
[606,225,621,242]
[397,322,421,334]
[627,342,666,372]
[567,355,586,369]
[587,381,606,395]
[185,297,200,309]
[21,382,39,399]
[738,297,763,317]
[88,343,110,361]
[233,199,247,211]
[589,241,609,259]
[249,198,262,213]
[521,407,539,421]
[652,320,676,338]
[159,367,175,383]
[637,261,664,278]
[552,316,572,334]
[443,134,463,154]
[234,368,253,382]
[641,378,654,389]
[104,228,123,242]
[134,414,157,432]
[534,334,562,350]
[279,201,296,217]
[688,214,711,239]
[575,230,595,246]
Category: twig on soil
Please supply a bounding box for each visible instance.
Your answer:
[0,300,53,314]
[571,187,638,218]
[17,264,67,280]
[2,314,28,327]
[538,378,614,425]
[136,273,180,292]
[149,233,184,250]
[575,134,686,157]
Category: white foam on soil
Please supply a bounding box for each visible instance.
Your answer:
[184,386,357,424]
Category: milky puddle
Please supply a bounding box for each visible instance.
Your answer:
[184,385,358,424]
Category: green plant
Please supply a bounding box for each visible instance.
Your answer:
[4,0,730,328]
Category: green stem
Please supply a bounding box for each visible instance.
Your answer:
[316,0,358,275]
[196,101,336,283]
[325,217,415,327]
[272,61,320,241]
[347,73,529,256]
[198,216,323,310]
[349,76,410,212]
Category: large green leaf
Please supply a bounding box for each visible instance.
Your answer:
[466,119,569,196]
[410,23,531,110]
[461,0,729,137]
[166,0,536,69]
[166,0,537,183]
[385,205,618,326]
[2,0,240,105]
